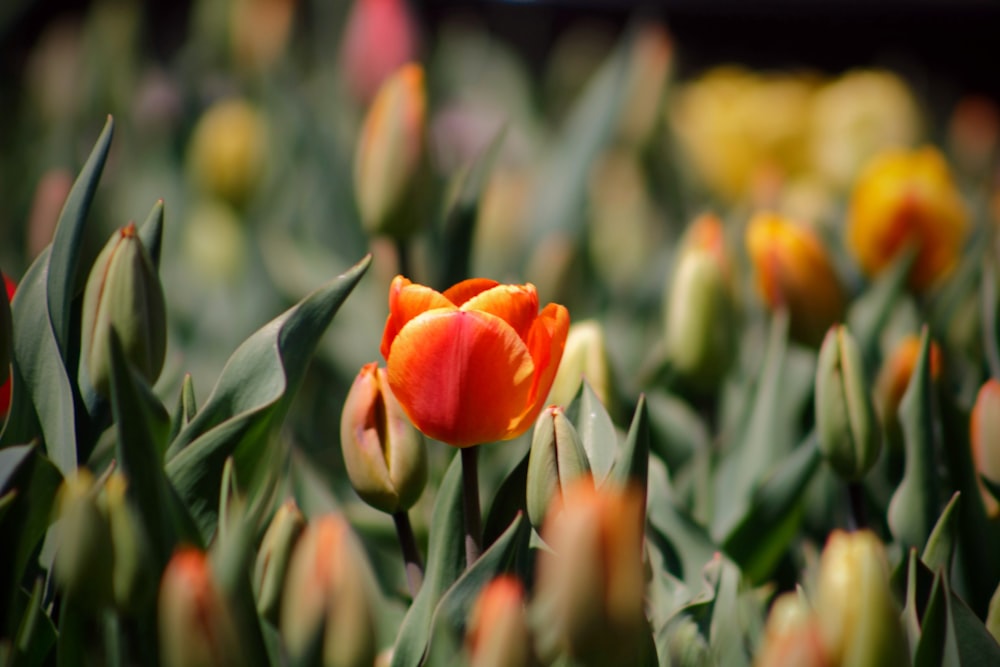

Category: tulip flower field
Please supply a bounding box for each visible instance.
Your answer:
[2,2,1000,666]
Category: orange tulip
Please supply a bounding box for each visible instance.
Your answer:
[381,276,570,447]
[971,379,1000,517]
[876,335,942,425]
[846,147,968,291]
[466,576,533,667]
[746,212,845,346]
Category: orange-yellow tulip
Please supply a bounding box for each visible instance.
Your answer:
[971,379,1000,517]
[381,276,570,447]
[876,335,942,425]
[466,576,533,667]
[846,147,968,291]
[746,212,845,345]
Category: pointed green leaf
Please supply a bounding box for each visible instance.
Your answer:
[483,450,529,548]
[167,373,197,446]
[848,245,918,360]
[565,381,617,484]
[610,394,649,508]
[138,199,165,271]
[391,454,466,667]
[922,492,961,574]
[888,327,941,553]
[8,578,57,667]
[980,256,1000,380]
[914,571,951,667]
[166,255,371,540]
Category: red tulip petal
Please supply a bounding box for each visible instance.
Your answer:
[460,283,539,340]
[387,310,534,447]
[442,278,499,306]
[381,276,454,359]
[507,303,570,437]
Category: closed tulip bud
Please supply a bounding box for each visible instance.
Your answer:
[253,499,306,623]
[54,470,114,607]
[971,379,1000,517]
[816,326,881,480]
[754,593,826,667]
[102,472,155,612]
[816,530,910,666]
[188,98,268,208]
[875,335,942,440]
[466,576,534,667]
[847,147,968,292]
[354,64,427,239]
[0,273,13,417]
[159,548,244,667]
[664,213,736,391]
[526,406,589,530]
[546,319,612,409]
[746,212,846,346]
[341,363,426,514]
[535,479,646,666]
[80,222,166,397]
[230,0,296,73]
[281,514,377,667]
[340,0,420,105]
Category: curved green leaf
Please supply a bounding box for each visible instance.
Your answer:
[166,255,371,540]
[483,451,529,548]
[611,394,649,506]
[566,381,617,484]
[138,199,165,271]
[923,492,961,574]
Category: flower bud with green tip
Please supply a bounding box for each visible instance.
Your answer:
[341,363,426,514]
[253,498,305,624]
[281,514,377,667]
[663,213,736,392]
[815,325,881,480]
[546,320,613,410]
[816,530,910,666]
[102,472,155,612]
[81,222,166,397]
[754,593,826,667]
[53,469,114,607]
[526,405,589,530]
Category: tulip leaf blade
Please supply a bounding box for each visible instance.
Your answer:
[483,449,529,548]
[922,491,961,575]
[981,257,1000,380]
[165,255,371,541]
[138,198,165,271]
[566,380,617,484]
[888,327,941,554]
[848,244,917,361]
[391,454,466,667]
[612,394,650,511]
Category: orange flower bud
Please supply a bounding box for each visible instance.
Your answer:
[466,576,534,667]
[971,379,1000,517]
[158,548,243,667]
[0,273,14,417]
[754,593,828,667]
[380,276,570,447]
[340,0,419,104]
[846,147,968,291]
[876,335,942,430]
[746,212,846,345]
[230,0,296,72]
[535,479,646,666]
[340,362,426,513]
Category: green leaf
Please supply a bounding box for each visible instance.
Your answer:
[980,255,1000,380]
[483,450,529,548]
[848,245,917,361]
[7,578,57,667]
[166,255,371,540]
[888,327,941,553]
[914,570,953,667]
[722,434,821,583]
[565,381,617,484]
[391,454,466,667]
[167,373,197,446]
[138,199,165,271]
[902,549,934,654]
[610,394,649,509]
[646,389,710,471]
[922,492,961,574]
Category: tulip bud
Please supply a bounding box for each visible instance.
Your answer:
[340,0,420,104]
[526,406,589,530]
[0,273,14,417]
[80,222,166,397]
[754,593,826,667]
[466,576,534,667]
[546,320,612,409]
[53,469,113,607]
[341,363,426,514]
[230,0,295,73]
[281,514,377,667]
[875,335,942,441]
[971,379,1000,517]
[815,325,881,480]
[535,479,645,666]
[188,98,268,208]
[253,498,306,623]
[948,95,999,177]
[102,472,155,612]
[159,547,244,667]
[663,213,736,391]
[816,530,910,666]
[354,63,428,239]
[745,212,846,346]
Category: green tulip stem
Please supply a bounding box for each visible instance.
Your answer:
[392,510,424,598]
[461,446,483,567]
[847,481,867,531]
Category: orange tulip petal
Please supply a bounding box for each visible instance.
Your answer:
[381,276,455,359]
[386,310,534,446]
[507,303,570,436]
[442,278,499,306]
[460,283,540,340]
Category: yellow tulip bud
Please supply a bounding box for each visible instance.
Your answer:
[188,98,268,207]
[754,593,827,667]
[746,212,845,346]
[846,147,968,291]
[466,576,535,667]
[253,498,306,623]
[535,478,646,666]
[53,469,113,607]
[340,363,426,514]
[971,379,1000,517]
[816,530,910,666]
[354,63,427,238]
[102,472,155,612]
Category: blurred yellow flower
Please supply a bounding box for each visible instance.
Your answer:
[188,98,268,208]
[746,212,845,346]
[846,147,968,291]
